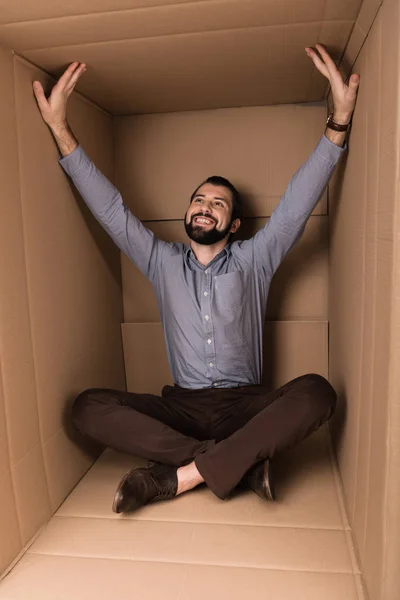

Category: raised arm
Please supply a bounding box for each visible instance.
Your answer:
[239,45,360,278]
[33,63,166,281]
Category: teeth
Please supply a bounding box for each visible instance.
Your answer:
[195,217,213,224]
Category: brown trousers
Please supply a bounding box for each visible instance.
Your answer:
[72,373,336,499]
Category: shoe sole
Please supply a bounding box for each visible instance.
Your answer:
[264,459,275,501]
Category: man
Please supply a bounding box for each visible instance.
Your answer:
[33,45,359,513]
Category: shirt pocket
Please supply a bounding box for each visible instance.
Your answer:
[213,271,245,312]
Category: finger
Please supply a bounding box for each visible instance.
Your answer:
[32,80,50,112]
[305,47,329,79]
[65,64,87,93]
[315,44,342,82]
[56,61,82,91]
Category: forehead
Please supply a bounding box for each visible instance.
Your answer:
[193,183,233,204]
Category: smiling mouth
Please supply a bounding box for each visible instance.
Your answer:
[193,216,215,226]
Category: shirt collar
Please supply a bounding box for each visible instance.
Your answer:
[184,244,230,267]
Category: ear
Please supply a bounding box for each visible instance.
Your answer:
[230,218,241,234]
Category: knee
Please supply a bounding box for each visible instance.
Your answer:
[299,374,337,420]
[71,388,103,434]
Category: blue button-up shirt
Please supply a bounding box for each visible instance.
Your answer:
[60,135,344,389]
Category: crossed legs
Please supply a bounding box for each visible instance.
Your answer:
[72,374,336,502]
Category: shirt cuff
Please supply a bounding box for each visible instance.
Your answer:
[58,145,90,176]
[317,134,347,164]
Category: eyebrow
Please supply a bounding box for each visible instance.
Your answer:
[194,193,229,203]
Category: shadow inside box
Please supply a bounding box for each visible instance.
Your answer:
[274,432,331,490]
[231,428,331,498]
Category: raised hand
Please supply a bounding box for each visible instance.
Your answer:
[33,61,86,130]
[305,44,360,124]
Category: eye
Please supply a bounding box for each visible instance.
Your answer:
[194,198,202,203]
[215,201,223,207]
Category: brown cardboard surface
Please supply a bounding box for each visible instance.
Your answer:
[0,555,360,600]
[0,0,363,27]
[0,366,21,574]
[114,105,328,221]
[0,45,50,572]
[385,164,400,595]
[30,516,352,571]
[356,0,382,34]
[0,1,361,114]
[0,51,42,467]
[0,0,216,23]
[122,216,328,323]
[0,0,365,26]
[0,48,126,576]
[20,24,348,115]
[12,445,50,545]
[382,0,400,580]
[12,56,126,511]
[38,341,125,445]
[0,1,360,52]
[329,1,400,599]
[342,22,366,69]
[42,428,97,512]
[262,321,328,387]
[0,423,361,600]
[122,321,328,395]
[365,2,400,597]
[340,0,382,75]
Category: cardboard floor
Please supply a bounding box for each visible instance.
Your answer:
[0,425,364,600]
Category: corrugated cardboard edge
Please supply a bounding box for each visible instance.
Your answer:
[0,446,109,582]
[326,424,368,600]
[382,37,400,598]
[0,524,45,582]
[325,0,382,103]
[340,0,383,73]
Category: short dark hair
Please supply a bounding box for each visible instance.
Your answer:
[190,175,243,222]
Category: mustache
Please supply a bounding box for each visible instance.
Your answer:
[191,213,217,224]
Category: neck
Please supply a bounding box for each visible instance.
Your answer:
[189,238,229,266]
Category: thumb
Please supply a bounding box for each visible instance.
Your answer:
[32,80,49,112]
[348,73,360,91]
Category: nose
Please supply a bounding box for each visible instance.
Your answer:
[200,201,213,214]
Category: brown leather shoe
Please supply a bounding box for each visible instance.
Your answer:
[242,458,276,501]
[112,463,178,513]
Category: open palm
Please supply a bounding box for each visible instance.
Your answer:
[305,44,360,120]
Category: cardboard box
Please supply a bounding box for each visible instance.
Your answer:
[0,1,398,599]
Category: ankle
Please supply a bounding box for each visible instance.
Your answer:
[176,461,204,495]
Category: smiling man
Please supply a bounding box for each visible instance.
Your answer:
[185,177,241,247]
[34,45,359,512]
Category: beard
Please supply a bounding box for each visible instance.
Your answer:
[184,212,234,245]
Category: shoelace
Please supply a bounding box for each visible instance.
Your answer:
[149,469,177,501]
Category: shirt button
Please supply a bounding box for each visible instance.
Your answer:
[204,291,208,297]
[207,339,212,344]
[205,269,209,275]
[204,315,209,321]
[209,362,214,367]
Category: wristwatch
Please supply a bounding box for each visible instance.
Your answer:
[326,111,351,132]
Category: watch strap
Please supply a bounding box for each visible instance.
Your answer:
[326,112,351,132]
